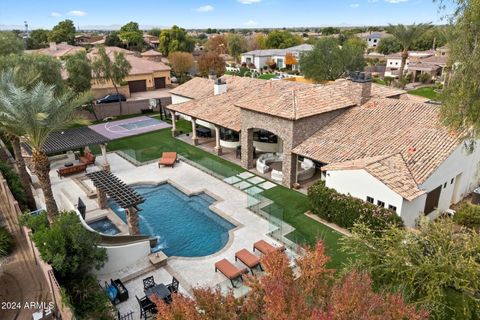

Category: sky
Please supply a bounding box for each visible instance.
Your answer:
[0,0,454,30]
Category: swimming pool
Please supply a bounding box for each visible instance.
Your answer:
[109,184,235,257]
[119,118,160,130]
[88,217,120,235]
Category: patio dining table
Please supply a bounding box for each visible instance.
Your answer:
[145,283,171,301]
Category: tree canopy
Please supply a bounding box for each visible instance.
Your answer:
[227,33,247,61]
[341,218,480,319]
[0,32,24,55]
[26,29,49,49]
[205,35,228,54]
[104,31,123,47]
[197,52,225,77]
[300,37,365,82]
[65,51,92,93]
[48,19,76,44]
[119,21,143,48]
[265,30,302,49]
[158,25,195,56]
[168,51,194,78]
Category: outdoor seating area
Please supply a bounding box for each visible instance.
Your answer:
[136,275,179,319]
[104,278,129,305]
[57,162,87,177]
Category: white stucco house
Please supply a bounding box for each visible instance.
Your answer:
[240,44,313,70]
[357,32,387,48]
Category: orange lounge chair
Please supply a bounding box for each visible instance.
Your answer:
[253,240,286,255]
[214,258,248,288]
[235,249,263,274]
[158,152,177,168]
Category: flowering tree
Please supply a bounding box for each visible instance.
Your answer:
[155,242,427,320]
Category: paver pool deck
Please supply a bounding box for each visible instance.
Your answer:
[43,153,295,308]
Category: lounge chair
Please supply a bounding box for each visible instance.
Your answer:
[253,240,286,255]
[158,152,177,168]
[214,258,248,288]
[235,249,263,274]
[79,152,96,165]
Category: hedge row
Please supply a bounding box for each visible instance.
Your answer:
[308,181,403,231]
[0,160,27,208]
[453,202,480,231]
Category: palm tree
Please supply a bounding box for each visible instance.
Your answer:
[0,71,89,220]
[385,23,433,82]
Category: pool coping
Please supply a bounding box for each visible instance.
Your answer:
[120,179,248,261]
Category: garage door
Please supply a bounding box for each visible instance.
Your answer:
[128,80,147,93]
[154,77,166,89]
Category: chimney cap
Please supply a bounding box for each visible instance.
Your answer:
[214,78,226,85]
[349,71,372,83]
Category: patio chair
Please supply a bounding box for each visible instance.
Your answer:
[136,295,157,320]
[143,276,156,291]
[158,152,177,168]
[235,249,263,274]
[214,258,248,288]
[167,277,179,294]
[253,240,286,255]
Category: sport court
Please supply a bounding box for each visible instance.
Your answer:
[89,116,171,140]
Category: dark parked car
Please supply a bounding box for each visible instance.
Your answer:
[96,94,126,104]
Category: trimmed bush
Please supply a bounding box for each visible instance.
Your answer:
[453,202,480,231]
[308,181,403,231]
[0,160,27,208]
[0,226,15,257]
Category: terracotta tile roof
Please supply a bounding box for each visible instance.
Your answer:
[293,98,460,197]
[323,153,425,201]
[25,43,85,58]
[141,49,162,57]
[398,93,431,103]
[370,83,405,98]
[88,47,170,74]
[235,81,356,120]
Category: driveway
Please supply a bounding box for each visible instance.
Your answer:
[129,88,172,101]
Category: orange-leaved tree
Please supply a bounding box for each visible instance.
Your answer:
[154,241,428,320]
[285,52,297,69]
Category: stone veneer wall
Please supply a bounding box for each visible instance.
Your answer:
[240,108,348,187]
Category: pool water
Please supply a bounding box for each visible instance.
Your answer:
[88,218,120,235]
[119,118,160,130]
[109,184,235,257]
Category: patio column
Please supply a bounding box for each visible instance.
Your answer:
[241,128,254,169]
[125,206,140,235]
[100,143,110,171]
[170,111,178,137]
[214,125,222,156]
[191,117,198,145]
[282,152,297,188]
[96,188,107,209]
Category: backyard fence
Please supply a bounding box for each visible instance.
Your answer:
[81,97,172,120]
[0,172,75,320]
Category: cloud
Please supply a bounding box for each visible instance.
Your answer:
[50,12,62,17]
[238,0,261,4]
[384,0,408,3]
[196,5,214,12]
[243,20,257,27]
[368,0,379,2]
[350,3,360,8]
[67,10,87,17]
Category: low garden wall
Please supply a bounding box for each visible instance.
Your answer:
[308,181,403,231]
[81,97,172,120]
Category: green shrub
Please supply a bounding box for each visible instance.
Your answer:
[0,160,27,208]
[453,202,480,230]
[18,211,49,232]
[0,226,15,257]
[308,181,403,231]
[418,73,431,84]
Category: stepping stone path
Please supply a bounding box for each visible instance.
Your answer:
[223,171,278,194]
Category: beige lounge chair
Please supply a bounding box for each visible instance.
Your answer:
[235,249,263,274]
[253,240,286,255]
[158,152,177,167]
[214,258,248,288]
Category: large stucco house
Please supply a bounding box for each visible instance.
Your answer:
[240,44,313,70]
[166,74,480,227]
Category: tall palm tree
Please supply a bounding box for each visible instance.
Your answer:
[0,72,89,220]
[386,23,433,82]
[0,70,39,210]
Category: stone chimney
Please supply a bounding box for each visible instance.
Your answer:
[214,78,227,95]
[349,71,372,106]
[49,42,57,51]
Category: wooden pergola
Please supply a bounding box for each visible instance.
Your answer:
[87,170,144,235]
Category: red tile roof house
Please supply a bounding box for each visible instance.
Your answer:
[167,74,480,226]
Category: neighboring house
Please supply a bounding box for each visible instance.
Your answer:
[357,31,388,48]
[143,34,159,49]
[25,42,85,59]
[384,49,448,81]
[87,47,171,98]
[74,34,105,46]
[165,74,479,226]
[240,44,313,70]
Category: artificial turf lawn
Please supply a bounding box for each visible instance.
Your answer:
[260,186,349,269]
[407,86,442,101]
